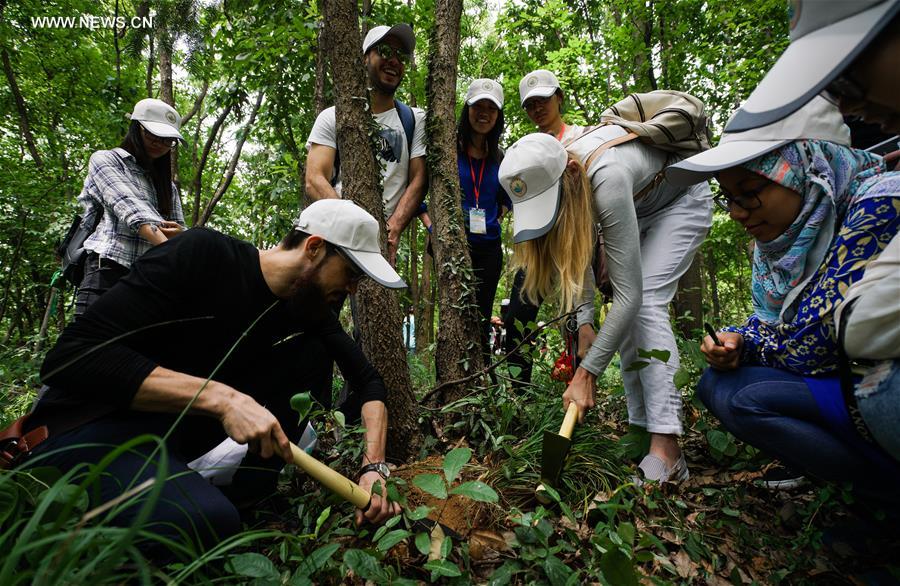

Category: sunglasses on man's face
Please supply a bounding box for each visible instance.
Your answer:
[334,246,367,284]
[375,44,410,64]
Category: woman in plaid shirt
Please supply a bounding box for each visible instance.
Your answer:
[75,99,187,316]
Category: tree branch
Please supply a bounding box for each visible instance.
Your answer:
[190,101,234,225]
[1,49,43,168]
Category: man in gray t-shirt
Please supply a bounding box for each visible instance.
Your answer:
[305,23,426,265]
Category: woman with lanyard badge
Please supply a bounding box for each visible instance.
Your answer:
[458,79,512,353]
[503,69,713,483]
[76,98,186,315]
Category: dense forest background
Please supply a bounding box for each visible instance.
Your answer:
[7,1,884,584]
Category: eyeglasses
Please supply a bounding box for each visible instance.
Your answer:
[523,96,551,112]
[333,246,367,284]
[826,72,867,102]
[713,189,763,212]
[375,44,410,64]
[142,128,177,148]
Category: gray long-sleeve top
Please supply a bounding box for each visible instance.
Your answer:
[562,124,688,377]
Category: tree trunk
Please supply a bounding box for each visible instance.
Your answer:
[706,249,721,322]
[673,253,703,338]
[314,23,328,115]
[322,0,419,462]
[416,244,434,351]
[145,35,155,97]
[191,102,233,225]
[425,0,485,405]
[198,92,264,225]
[1,49,43,168]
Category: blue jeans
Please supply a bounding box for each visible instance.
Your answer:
[698,366,900,509]
[857,360,900,462]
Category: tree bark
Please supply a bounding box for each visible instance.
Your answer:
[198,92,264,225]
[673,253,703,338]
[706,249,721,322]
[425,0,485,405]
[322,0,420,462]
[145,35,155,97]
[314,23,328,115]
[1,49,43,168]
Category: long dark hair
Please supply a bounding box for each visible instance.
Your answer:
[457,104,505,163]
[120,120,174,217]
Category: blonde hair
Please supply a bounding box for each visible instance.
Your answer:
[511,154,596,313]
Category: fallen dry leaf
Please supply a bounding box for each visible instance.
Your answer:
[672,549,698,579]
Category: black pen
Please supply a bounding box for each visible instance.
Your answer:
[704,322,724,347]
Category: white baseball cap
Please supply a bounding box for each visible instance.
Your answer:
[498,133,568,243]
[518,69,560,107]
[667,96,850,186]
[292,199,406,288]
[362,24,416,56]
[725,0,900,132]
[465,78,504,108]
[130,98,184,142]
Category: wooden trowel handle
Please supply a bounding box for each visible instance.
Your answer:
[290,443,371,509]
[559,402,578,439]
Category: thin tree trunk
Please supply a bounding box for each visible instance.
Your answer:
[416,244,433,351]
[706,249,721,322]
[181,80,208,126]
[425,0,485,405]
[322,0,419,462]
[0,215,27,325]
[35,287,58,353]
[191,103,234,225]
[1,49,43,168]
[198,92,264,225]
[314,23,328,115]
[114,0,122,99]
[159,43,174,105]
[673,254,703,338]
[145,35,155,97]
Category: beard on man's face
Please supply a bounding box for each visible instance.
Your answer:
[366,63,400,95]
[285,273,337,325]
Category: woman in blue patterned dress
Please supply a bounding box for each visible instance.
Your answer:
[667,96,900,510]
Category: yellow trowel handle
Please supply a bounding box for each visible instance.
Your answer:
[559,402,579,439]
[290,443,371,510]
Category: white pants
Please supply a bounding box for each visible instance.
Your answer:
[619,183,712,435]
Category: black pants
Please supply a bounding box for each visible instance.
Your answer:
[25,335,337,560]
[503,269,542,386]
[74,253,130,316]
[468,239,504,354]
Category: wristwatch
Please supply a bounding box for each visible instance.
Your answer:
[359,462,390,479]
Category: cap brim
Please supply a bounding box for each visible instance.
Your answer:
[342,248,407,289]
[666,139,788,186]
[512,182,562,244]
[725,0,900,132]
[466,93,503,108]
[520,86,558,106]
[137,120,186,143]
[365,24,416,55]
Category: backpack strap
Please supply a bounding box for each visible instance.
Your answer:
[393,99,416,155]
[579,132,639,171]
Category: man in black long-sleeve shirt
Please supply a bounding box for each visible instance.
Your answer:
[28,199,405,557]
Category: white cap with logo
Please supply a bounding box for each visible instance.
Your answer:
[465,78,504,109]
[518,69,560,106]
[362,23,416,56]
[498,133,568,243]
[293,199,406,288]
[725,0,900,132]
[130,98,184,142]
[667,96,850,186]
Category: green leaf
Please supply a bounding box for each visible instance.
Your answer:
[290,392,313,420]
[342,549,382,581]
[624,360,650,372]
[617,521,636,546]
[227,552,279,579]
[637,348,671,363]
[314,506,331,537]
[406,505,432,521]
[488,561,519,586]
[413,473,447,499]
[415,531,431,556]
[600,549,639,586]
[424,559,462,579]
[449,481,498,503]
[296,543,340,577]
[443,447,472,484]
[542,554,574,586]
[377,529,412,552]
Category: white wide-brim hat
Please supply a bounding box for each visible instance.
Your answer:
[498,133,568,243]
[667,96,851,186]
[293,199,406,288]
[725,0,900,132]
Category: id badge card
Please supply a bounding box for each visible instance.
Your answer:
[469,208,487,234]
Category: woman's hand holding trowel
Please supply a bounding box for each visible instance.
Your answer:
[562,367,597,424]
